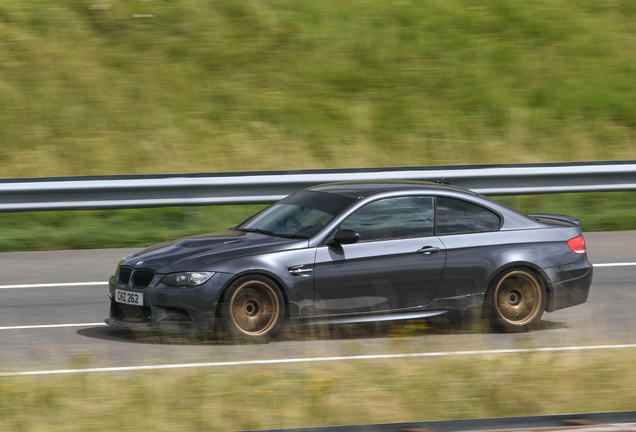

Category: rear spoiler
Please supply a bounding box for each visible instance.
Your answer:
[528,213,581,226]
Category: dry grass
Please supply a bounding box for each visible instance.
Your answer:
[1,348,636,431]
[2,0,636,251]
[1,0,636,178]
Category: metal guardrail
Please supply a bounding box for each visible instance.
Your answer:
[243,411,636,432]
[1,160,635,212]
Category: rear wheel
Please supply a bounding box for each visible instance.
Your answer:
[487,268,546,332]
[220,275,285,341]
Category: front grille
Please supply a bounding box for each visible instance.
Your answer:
[110,300,151,323]
[132,269,155,288]
[118,266,132,285]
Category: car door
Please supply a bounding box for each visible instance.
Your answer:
[433,196,503,298]
[312,195,446,315]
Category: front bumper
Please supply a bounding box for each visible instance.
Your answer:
[544,258,593,312]
[105,272,234,333]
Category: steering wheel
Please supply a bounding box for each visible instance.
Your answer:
[283,216,302,227]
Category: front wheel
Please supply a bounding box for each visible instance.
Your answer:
[487,268,546,332]
[219,275,285,341]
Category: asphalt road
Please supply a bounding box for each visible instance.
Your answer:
[0,231,634,374]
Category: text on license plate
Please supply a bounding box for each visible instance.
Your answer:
[115,289,144,306]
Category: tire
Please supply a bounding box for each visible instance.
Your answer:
[219,275,285,341]
[486,267,546,332]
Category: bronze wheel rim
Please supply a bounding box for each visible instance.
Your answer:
[230,280,280,336]
[494,271,541,326]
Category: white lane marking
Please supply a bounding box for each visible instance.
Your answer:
[0,323,106,331]
[0,261,632,290]
[1,343,636,377]
[0,261,633,290]
[0,282,108,289]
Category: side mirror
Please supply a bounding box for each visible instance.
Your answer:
[332,228,360,245]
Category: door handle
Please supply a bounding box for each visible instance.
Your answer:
[417,246,440,255]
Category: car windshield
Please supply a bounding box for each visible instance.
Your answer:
[238,190,355,238]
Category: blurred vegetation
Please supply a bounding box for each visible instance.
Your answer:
[0,205,262,251]
[1,3,634,427]
[1,0,636,251]
[1,0,636,177]
[497,192,636,232]
[0,192,634,252]
[2,349,636,430]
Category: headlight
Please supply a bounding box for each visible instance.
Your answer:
[162,272,215,287]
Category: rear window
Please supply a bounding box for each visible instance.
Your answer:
[436,197,500,235]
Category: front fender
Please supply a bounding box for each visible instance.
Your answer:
[202,247,317,318]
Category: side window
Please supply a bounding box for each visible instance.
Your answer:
[436,197,500,235]
[341,196,434,242]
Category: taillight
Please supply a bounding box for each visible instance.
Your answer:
[567,235,586,254]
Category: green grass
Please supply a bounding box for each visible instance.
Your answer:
[1,0,636,251]
[0,192,631,252]
[1,0,636,178]
[0,192,633,252]
[497,192,636,232]
[0,205,263,251]
[2,349,636,431]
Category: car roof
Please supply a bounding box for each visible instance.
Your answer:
[307,181,476,199]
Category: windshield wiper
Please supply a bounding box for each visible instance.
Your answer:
[239,228,277,236]
[275,233,310,239]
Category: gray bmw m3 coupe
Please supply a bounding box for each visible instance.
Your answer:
[106,181,592,340]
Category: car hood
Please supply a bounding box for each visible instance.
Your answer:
[121,230,306,274]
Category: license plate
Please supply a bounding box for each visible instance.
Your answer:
[115,289,144,306]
